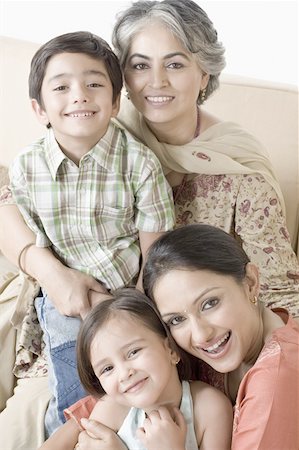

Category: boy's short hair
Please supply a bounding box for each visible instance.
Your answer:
[29,31,123,106]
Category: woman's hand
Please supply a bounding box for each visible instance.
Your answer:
[136,406,187,450]
[76,418,128,450]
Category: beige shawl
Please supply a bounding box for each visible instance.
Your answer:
[115,95,285,213]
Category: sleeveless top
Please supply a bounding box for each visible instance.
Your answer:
[117,380,198,450]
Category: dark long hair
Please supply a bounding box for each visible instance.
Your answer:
[143,223,250,300]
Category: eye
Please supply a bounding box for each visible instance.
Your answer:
[167,315,186,327]
[53,85,67,91]
[128,348,142,358]
[132,63,149,70]
[202,297,219,311]
[88,83,103,88]
[100,364,113,375]
[167,62,184,69]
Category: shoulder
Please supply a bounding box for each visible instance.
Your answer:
[89,395,130,433]
[190,380,233,427]
[10,136,47,169]
[112,119,161,167]
[190,380,232,413]
[190,381,233,448]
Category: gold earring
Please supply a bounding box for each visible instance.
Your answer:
[250,295,258,305]
[200,88,206,103]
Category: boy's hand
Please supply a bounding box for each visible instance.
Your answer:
[136,406,187,450]
[76,419,128,450]
[40,264,108,318]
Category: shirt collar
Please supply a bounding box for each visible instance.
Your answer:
[44,121,122,179]
[44,128,67,179]
[89,121,122,172]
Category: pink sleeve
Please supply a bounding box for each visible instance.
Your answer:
[64,396,98,430]
[232,336,299,449]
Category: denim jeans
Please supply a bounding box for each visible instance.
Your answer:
[35,292,87,437]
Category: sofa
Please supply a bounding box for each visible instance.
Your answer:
[0,35,298,448]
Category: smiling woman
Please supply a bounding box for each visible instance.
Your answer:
[143,223,299,449]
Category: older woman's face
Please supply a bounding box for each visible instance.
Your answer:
[124,22,208,128]
[153,267,261,374]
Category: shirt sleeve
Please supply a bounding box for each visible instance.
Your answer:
[9,158,51,247]
[133,151,175,233]
[232,338,299,450]
[64,395,97,429]
[235,174,299,315]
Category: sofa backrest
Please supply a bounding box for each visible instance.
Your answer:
[0,36,298,252]
[203,75,298,251]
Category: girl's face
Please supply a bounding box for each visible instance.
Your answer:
[153,266,262,374]
[124,22,208,129]
[90,313,179,410]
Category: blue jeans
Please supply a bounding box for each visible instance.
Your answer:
[35,292,87,437]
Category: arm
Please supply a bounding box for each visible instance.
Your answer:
[38,419,80,450]
[232,340,299,450]
[136,230,165,290]
[191,381,233,450]
[235,175,299,316]
[76,396,129,450]
[0,194,106,318]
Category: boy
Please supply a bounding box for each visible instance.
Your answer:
[9,31,174,436]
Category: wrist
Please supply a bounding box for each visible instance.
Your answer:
[24,245,64,284]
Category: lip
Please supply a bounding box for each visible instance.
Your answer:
[123,377,148,394]
[145,95,174,106]
[65,110,97,118]
[195,331,232,360]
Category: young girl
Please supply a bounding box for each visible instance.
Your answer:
[40,288,232,450]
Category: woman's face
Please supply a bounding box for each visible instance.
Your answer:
[152,266,261,373]
[124,22,208,128]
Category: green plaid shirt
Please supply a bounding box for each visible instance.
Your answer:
[10,121,174,289]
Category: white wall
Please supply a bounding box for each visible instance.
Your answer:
[1,0,298,86]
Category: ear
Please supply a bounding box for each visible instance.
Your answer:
[31,98,50,126]
[244,262,260,298]
[200,72,210,90]
[163,337,180,365]
[111,94,121,118]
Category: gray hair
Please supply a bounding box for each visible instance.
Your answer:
[112,0,226,103]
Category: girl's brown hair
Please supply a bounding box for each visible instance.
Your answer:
[77,288,191,397]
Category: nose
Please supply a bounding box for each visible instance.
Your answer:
[72,83,89,104]
[119,364,135,383]
[149,66,168,89]
[189,315,214,346]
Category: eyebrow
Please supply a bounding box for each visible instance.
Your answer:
[93,338,145,370]
[160,287,220,320]
[128,52,191,63]
[47,70,108,83]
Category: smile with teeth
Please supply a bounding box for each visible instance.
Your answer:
[67,111,95,117]
[146,96,174,103]
[202,332,231,354]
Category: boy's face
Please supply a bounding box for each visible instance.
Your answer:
[32,52,120,151]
